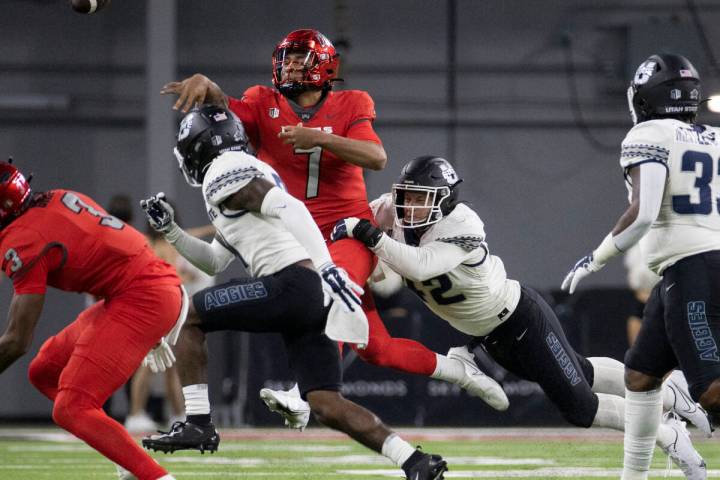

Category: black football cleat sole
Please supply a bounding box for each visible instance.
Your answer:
[142,438,219,455]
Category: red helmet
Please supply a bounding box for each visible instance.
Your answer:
[272,29,340,97]
[0,160,32,228]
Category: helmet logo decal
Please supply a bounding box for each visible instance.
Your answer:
[178,116,193,141]
[634,61,656,85]
[680,69,693,78]
[690,89,700,100]
[439,163,458,184]
[268,108,279,119]
[670,89,682,100]
[210,135,223,146]
[211,112,228,122]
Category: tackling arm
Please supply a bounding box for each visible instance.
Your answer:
[0,294,45,374]
[371,236,470,282]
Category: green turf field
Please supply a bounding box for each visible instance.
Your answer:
[0,427,716,479]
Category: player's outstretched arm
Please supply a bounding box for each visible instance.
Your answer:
[332,218,469,282]
[140,193,234,275]
[0,293,45,374]
[160,73,229,113]
[561,163,666,294]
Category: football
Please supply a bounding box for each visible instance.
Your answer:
[69,0,111,14]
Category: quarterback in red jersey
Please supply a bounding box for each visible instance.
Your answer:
[0,160,184,480]
[161,29,505,425]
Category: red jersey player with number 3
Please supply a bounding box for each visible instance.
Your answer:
[161,29,507,428]
[0,160,185,480]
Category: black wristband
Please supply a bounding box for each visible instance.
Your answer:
[353,219,384,248]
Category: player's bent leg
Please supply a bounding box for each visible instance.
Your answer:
[54,284,181,480]
[53,388,169,480]
[352,302,437,375]
[331,237,443,378]
[143,304,220,454]
[27,302,100,400]
[622,368,664,480]
[306,390,448,480]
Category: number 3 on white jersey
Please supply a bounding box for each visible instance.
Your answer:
[295,146,322,199]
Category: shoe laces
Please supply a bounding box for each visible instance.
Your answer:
[157,420,186,435]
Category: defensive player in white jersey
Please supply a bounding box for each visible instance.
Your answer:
[562,53,718,480]
[139,105,448,480]
[333,155,709,478]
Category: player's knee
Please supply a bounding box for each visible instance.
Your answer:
[51,392,74,429]
[52,390,94,430]
[558,393,598,429]
[560,405,596,428]
[28,354,58,396]
[624,367,661,392]
[354,338,391,367]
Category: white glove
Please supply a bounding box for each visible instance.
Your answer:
[142,338,176,373]
[140,192,176,234]
[142,287,189,373]
[318,262,364,312]
[561,254,604,294]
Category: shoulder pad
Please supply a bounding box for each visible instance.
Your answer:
[338,90,376,120]
[620,120,673,170]
[203,151,266,206]
[426,204,486,251]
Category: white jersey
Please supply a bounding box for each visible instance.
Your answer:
[202,151,309,277]
[620,119,720,274]
[372,195,521,336]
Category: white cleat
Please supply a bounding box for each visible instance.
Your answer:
[259,388,311,431]
[447,346,509,411]
[661,414,707,480]
[665,370,714,438]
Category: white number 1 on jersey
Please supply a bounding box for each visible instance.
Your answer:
[295,146,322,199]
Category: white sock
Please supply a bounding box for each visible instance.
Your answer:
[588,357,625,397]
[430,354,465,383]
[381,433,416,467]
[182,384,210,415]
[622,388,662,480]
[156,476,175,480]
[591,393,625,430]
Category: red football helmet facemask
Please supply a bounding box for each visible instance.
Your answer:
[272,29,340,97]
[0,160,32,229]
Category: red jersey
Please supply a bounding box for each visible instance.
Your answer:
[228,86,381,232]
[0,190,179,296]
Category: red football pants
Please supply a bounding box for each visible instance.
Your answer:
[328,237,437,375]
[28,283,182,480]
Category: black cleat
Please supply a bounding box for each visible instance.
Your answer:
[142,421,220,454]
[405,453,448,480]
